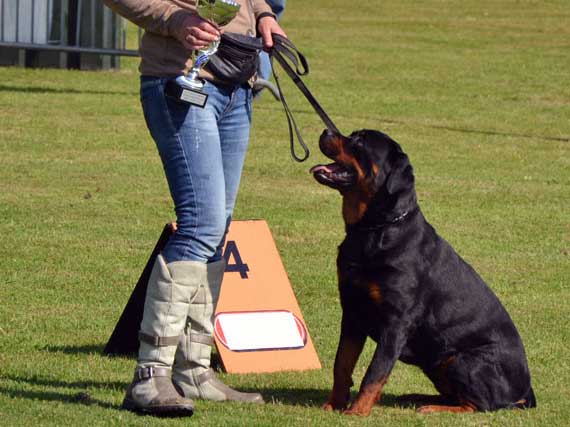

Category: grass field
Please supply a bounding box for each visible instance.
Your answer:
[1,0,569,426]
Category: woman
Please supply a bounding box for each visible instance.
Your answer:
[102,0,286,417]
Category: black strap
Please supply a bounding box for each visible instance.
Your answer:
[345,208,418,234]
[269,34,341,162]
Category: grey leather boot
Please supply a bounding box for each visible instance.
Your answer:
[122,254,207,416]
[172,260,264,403]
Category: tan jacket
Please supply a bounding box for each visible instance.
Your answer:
[102,0,274,77]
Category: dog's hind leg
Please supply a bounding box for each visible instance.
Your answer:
[397,356,461,409]
[428,346,532,412]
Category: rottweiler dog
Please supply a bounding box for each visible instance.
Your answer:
[311,129,536,415]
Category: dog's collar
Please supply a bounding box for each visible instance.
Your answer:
[345,208,417,233]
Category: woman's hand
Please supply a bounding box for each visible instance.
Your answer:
[173,14,221,51]
[257,16,287,50]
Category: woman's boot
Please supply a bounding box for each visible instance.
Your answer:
[172,260,264,403]
[122,254,206,416]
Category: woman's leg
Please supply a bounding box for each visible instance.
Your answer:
[122,76,239,416]
[141,78,233,264]
[215,84,252,259]
[170,83,262,403]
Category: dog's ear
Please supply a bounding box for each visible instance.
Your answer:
[384,151,416,212]
[386,151,414,195]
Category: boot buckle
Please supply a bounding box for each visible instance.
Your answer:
[135,366,154,382]
[134,366,171,383]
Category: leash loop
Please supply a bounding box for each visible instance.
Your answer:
[269,34,341,162]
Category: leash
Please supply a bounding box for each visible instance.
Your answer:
[269,33,341,162]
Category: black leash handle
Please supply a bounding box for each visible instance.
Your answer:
[269,34,341,162]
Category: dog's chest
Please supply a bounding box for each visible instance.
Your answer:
[337,231,385,275]
[337,236,386,307]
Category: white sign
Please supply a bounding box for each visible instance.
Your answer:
[214,310,307,352]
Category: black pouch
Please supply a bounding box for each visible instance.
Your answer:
[205,32,263,84]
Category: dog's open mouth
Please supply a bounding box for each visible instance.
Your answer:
[310,163,356,188]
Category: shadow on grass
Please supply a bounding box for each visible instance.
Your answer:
[4,349,423,412]
[2,373,127,391]
[41,343,108,356]
[0,373,125,410]
[0,386,120,410]
[255,387,412,410]
[256,387,328,407]
[0,84,137,97]
[1,375,423,413]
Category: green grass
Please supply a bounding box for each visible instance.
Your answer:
[1,0,569,425]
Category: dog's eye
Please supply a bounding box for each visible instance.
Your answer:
[350,135,364,148]
[350,136,367,154]
[347,137,374,176]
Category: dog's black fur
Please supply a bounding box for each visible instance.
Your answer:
[311,129,536,415]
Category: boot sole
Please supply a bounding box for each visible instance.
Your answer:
[122,397,194,418]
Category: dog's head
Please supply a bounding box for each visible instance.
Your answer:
[310,129,416,225]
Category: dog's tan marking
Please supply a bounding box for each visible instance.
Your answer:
[344,377,388,416]
[331,136,379,225]
[368,282,383,305]
[417,402,476,414]
[342,192,371,225]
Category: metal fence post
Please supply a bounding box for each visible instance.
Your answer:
[0,0,139,69]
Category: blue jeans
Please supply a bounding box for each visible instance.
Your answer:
[140,77,252,264]
[258,0,286,82]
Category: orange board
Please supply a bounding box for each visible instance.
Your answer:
[215,220,321,374]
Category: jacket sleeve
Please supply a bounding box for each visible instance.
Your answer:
[101,0,193,37]
[250,0,275,19]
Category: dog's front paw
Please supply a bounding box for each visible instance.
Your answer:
[322,401,347,411]
[343,405,372,417]
[322,396,348,412]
